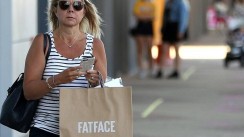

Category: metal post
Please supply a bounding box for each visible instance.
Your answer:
[112,0,130,75]
[38,0,48,33]
[0,0,13,137]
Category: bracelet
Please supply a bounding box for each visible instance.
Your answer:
[46,77,53,89]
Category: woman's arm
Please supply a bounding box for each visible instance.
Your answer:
[87,38,107,84]
[178,2,189,38]
[23,34,52,100]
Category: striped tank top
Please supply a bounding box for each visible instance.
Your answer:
[32,31,94,135]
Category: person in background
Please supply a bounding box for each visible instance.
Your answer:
[229,0,244,18]
[183,0,190,10]
[182,0,190,41]
[227,0,244,37]
[155,0,189,79]
[214,0,229,31]
[23,0,107,136]
[207,1,218,31]
[130,0,155,78]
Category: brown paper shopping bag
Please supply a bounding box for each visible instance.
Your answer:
[60,87,133,137]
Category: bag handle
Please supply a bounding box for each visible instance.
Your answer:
[98,71,104,88]
[7,73,24,95]
[89,71,104,88]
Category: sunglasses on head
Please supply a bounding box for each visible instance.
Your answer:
[58,1,84,11]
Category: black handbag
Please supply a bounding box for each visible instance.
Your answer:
[0,33,51,133]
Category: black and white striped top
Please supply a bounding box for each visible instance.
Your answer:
[32,31,94,135]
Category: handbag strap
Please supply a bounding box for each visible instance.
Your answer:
[7,73,24,95]
[41,33,51,79]
[43,33,51,63]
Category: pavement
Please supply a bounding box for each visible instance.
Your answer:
[122,31,244,137]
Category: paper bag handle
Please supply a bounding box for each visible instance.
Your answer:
[89,71,104,88]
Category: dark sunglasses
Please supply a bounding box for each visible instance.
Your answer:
[58,1,84,11]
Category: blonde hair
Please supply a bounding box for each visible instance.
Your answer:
[49,0,103,38]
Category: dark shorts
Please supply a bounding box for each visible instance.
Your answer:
[130,20,153,36]
[29,127,59,137]
[162,22,180,44]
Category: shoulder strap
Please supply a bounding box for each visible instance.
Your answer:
[43,34,51,63]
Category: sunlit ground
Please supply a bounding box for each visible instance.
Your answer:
[172,45,229,59]
[152,44,229,60]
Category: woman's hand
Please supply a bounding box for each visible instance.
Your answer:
[85,70,101,87]
[55,66,85,84]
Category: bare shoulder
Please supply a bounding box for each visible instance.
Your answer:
[93,38,105,48]
[92,38,106,62]
[25,33,46,64]
[32,33,44,47]
[24,33,47,81]
[25,33,46,60]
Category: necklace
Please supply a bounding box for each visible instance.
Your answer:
[59,32,80,48]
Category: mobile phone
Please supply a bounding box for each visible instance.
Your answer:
[80,57,95,72]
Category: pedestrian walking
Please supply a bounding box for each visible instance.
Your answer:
[23,0,107,136]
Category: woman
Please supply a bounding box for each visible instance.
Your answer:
[23,0,107,136]
[131,0,155,78]
[155,0,189,79]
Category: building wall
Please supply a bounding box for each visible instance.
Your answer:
[188,0,212,41]
[0,0,37,137]
[12,0,38,79]
[0,1,12,136]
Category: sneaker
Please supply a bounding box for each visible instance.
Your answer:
[155,70,163,79]
[167,71,180,79]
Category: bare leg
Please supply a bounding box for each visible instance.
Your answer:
[135,36,144,70]
[162,42,170,68]
[154,42,169,78]
[145,36,153,70]
[173,43,180,72]
[136,35,149,78]
[167,43,180,78]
